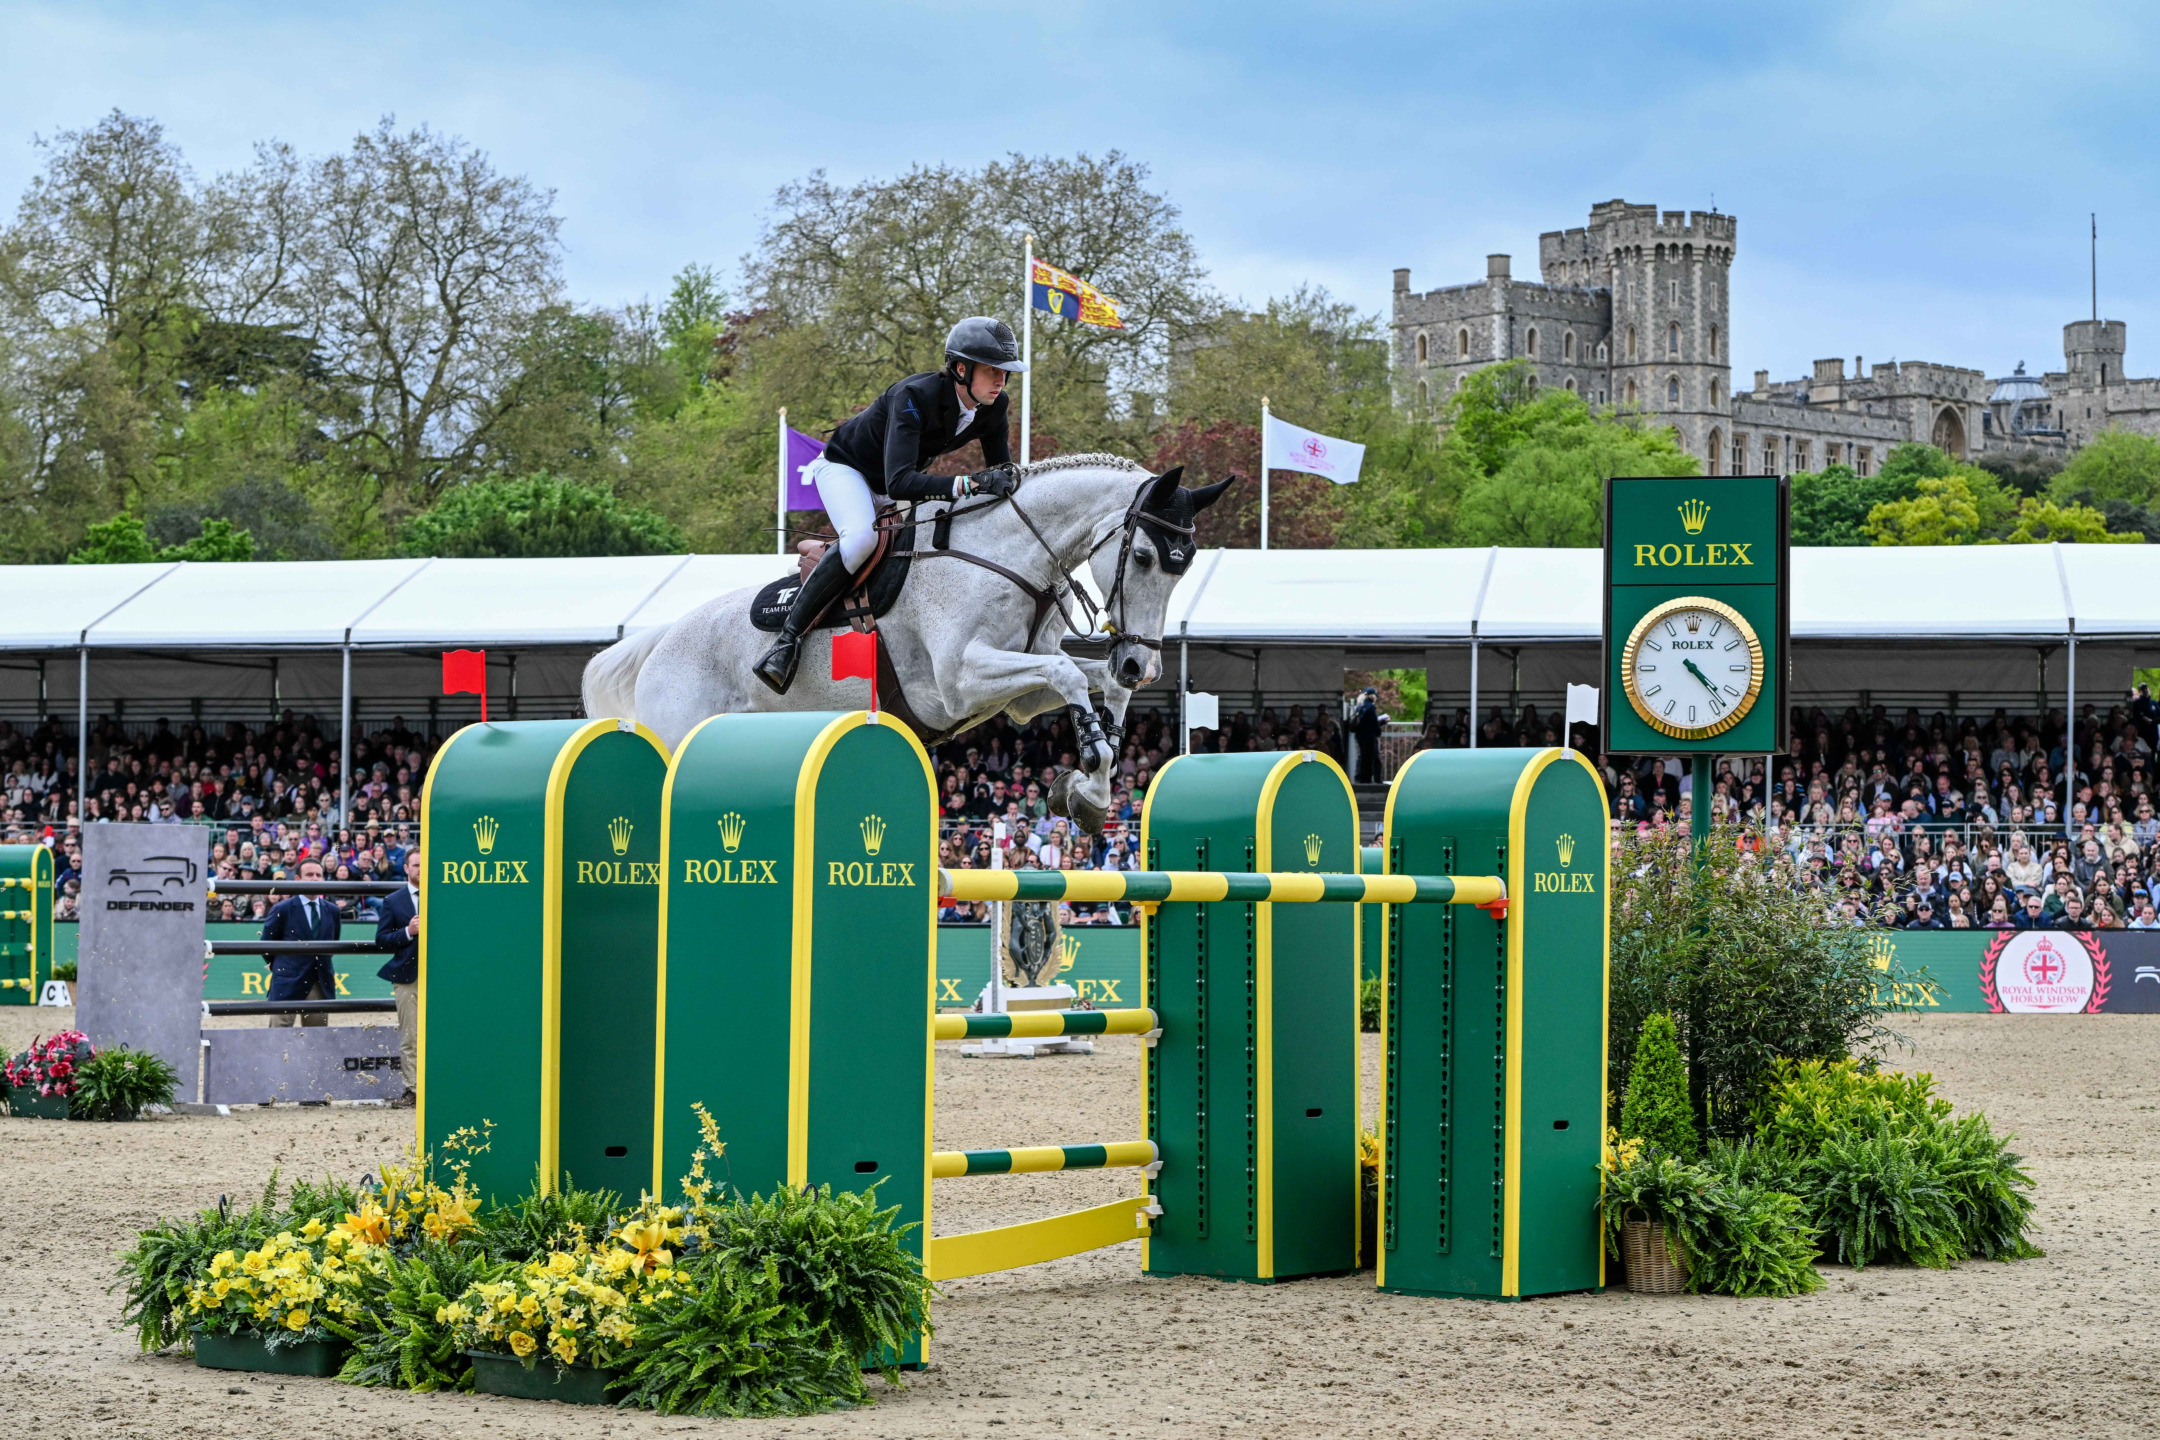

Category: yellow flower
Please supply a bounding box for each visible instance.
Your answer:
[518,1295,540,1320]
[240,1251,269,1276]
[550,1334,578,1367]
[209,1250,237,1276]
[284,1309,310,1331]
[299,1217,326,1240]
[546,1251,577,1277]
[509,1331,537,1358]
[333,1203,391,1248]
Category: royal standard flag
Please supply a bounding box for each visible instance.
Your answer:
[1031,257,1125,329]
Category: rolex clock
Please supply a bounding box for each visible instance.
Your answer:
[1618,595,1764,740]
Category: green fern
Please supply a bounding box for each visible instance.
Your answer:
[340,1245,504,1391]
[1807,1131,1965,1268]
[617,1256,865,1418]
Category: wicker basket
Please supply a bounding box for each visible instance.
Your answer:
[1621,1218,1689,1294]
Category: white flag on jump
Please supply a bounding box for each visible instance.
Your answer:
[1263,414,1365,485]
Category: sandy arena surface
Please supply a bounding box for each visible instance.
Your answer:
[2,1008,2154,1439]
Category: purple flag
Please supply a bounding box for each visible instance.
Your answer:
[784,426,826,511]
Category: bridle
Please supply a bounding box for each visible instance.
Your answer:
[897,476,1189,658]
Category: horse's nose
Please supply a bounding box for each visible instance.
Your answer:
[1118,656,1144,686]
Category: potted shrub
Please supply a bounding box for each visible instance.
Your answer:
[70,1045,180,1120]
[1608,1015,1706,1291]
[4,1030,93,1119]
[186,1223,378,1375]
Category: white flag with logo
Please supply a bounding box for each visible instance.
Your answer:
[1264,414,1365,484]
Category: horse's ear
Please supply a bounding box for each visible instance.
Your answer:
[1143,466,1185,511]
[1189,474,1237,512]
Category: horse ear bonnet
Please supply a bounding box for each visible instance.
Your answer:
[1136,466,1200,574]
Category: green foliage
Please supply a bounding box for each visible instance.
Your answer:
[398,475,686,558]
[1806,1130,1966,1268]
[115,1169,311,1352]
[617,1255,865,1418]
[1750,1057,1951,1155]
[1914,1113,2044,1261]
[1999,494,2141,544]
[1618,1014,1698,1160]
[2050,428,2160,506]
[1685,1179,1824,1297]
[701,1183,934,1384]
[339,1245,503,1392]
[1609,827,1932,1137]
[469,1179,625,1263]
[52,959,76,982]
[1790,464,1914,546]
[66,512,256,563]
[69,1045,179,1119]
[1358,976,1381,1034]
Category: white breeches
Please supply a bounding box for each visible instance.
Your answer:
[810,458,879,570]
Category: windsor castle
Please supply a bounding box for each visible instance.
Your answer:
[1391,199,2160,476]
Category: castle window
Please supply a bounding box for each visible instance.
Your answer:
[1732,434,1748,474]
[1667,376,1680,405]
[1526,373,1538,394]
[1625,378,1638,406]
[1762,440,1779,475]
[1857,447,1872,477]
[1795,440,1811,472]
[1708,325,1720,359]
[1416,332,1428,363]
[1667,322,1680,356]
[1525,327,1538,357]
[1707,428,1723,476]
[1626,326,1638,360]
[1566,376,1578,393]
[1564,331,1576,361]
[1458,328,1470,358]
[1596,342,1608,363]
[1417,380,1429,408]
[1710,378,1723,407]
[1669,280,1679,304]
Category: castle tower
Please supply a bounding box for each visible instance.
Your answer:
[1593,202,1736,471]
[2064,319,2126,388]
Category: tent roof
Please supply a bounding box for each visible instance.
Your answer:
[0,543,2151,652]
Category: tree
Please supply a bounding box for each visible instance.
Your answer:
[2050,429,2160,507]
[1146,419,1339,549]
[1618,1014,1699,1160]
[398,474,685,558]
[1997,495,2142,545]
[303,118,564,520]
[1789,464,1913,546]
[1861,472,2019,545]
[66,511,255,562]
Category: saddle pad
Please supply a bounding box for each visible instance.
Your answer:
[749,518,915,632]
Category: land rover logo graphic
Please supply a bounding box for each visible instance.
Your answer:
[718,811,746,853]
[1303,833,1323,866]
[860,814,886,856]
[1979,931,2109,1013]
[1556,833,1575,865]
[607,816,634,856]
[473,815,500,854]
[1678,497,1709,534]
[104,856,200,911]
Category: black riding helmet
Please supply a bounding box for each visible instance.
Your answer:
[944,316,1028,383]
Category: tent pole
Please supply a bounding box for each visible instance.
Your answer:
[77,647,88,832]
[339,644,353,831]
[1179,635,1190,756]
[1468,636,1480,749]
[2065,628,2076,839]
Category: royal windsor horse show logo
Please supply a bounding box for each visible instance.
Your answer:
[718,812,746,853]
[607,816,634,856]
[473,815,499,855]
[1301,436,1328,462]
[860,814,886,856]
[1678,497,1710,535]
[1980,931,2108,1013]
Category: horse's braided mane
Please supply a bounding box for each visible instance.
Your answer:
[1020,452,1150,479]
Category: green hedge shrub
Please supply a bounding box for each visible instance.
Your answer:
[1618,1014,1698,1160]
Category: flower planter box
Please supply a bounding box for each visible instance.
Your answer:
[7,1090,71,1120]
[1621,1218,1689,1294]
[194,1330,348,1377]
[466,1350,626,1405]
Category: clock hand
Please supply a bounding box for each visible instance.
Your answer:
[1681,658,1724,711]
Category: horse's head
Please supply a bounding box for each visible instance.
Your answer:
[1089,466,1234,690]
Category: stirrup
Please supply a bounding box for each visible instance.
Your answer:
[754,636,802,695]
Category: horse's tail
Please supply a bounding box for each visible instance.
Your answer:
[581,624,668,722]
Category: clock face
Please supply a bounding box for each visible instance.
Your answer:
[1621,597,1765,740]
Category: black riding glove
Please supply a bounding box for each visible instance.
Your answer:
[963,464,1021,499]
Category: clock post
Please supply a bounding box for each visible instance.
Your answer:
[1603,475,1790,839]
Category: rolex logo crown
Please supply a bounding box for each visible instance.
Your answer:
[1059,932,1081,967]
[1303,832,1324,866]
[472,815,499,855]
[1685,614,1702,633]
[1678,498,1710,535]
[607,816,634,856]
[1556,832,1575,865]
[1866,934,1896,970]
[718,812,746,853]
[860,814,886,856]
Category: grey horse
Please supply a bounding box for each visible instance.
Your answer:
[580,454,1230,833]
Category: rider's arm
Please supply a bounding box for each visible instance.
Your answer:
[882,380,963,502]
[975,392,1013,466]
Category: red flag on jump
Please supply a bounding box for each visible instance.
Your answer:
[443,649,488,722]
[830,630,878,715]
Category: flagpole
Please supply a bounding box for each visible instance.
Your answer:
[1020,234,1034,466]
[1260,396,1271,551]
[776,407,787,557]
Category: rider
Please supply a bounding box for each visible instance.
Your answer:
[753,316,1029,694]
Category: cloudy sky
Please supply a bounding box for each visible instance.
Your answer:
[3,1,2153,385]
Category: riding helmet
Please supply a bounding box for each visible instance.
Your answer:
[944,316,1028,373]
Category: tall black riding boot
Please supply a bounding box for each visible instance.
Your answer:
[754,546,856,694]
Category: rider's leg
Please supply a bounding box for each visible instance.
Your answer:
[754,460,878,694]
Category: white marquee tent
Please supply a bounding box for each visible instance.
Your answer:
[1,544,2154,814]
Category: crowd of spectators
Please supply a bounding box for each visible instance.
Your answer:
[1604,692,2160,931]
[0,711,438,922]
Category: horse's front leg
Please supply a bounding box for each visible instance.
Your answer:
[961,640,1117,833]
[1066,655,1134,757]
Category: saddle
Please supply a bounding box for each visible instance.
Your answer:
[749,505,917,634]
